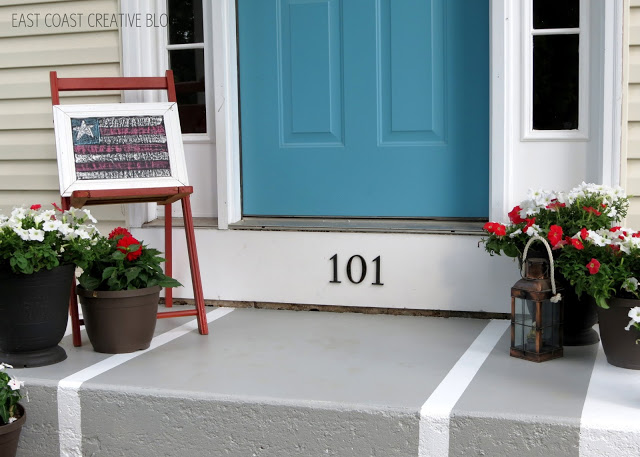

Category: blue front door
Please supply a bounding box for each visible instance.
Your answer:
[238,0,489,218]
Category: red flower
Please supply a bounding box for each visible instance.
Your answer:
[580,228,589,240]
[609,244,621,253]
[569,238,584,250]
[494,224,507,236]
[601,203,608,209]
[52,202,64,212]
[545,199,566,210]
[116,235,142,261]
[583,206,602,217]
[633,232,640,238]
[609,226,621,232]
[483,222,496,234]
[30,204,41,210]
[524,218,536,233]
[586,259,600,275]
[508,206,525,224]
[109,227,132,240]
[547,225,563,247]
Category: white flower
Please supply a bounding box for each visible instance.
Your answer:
[7,378,23,391]
[10,208,26,220]
[42,220,62,232]
[81,209,97,224]
[509,229,522,238]
[13,227,29,241]
[623,278,639,293]
[75,267,84,278]
[27,228,44,242]
[0,363,12,371]
[525,224,540,236]
[8,417,16,424]
[75,229,91,240]
[626,307,640,331]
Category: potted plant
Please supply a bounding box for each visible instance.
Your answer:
[0,363,26,457]
[554,226,640,369]
[76,227,181,354]
[0,204,102,367]
[481,182,629,346]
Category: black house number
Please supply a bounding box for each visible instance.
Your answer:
[329,254,383,286]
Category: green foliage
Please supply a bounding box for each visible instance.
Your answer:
[0,364,23,426]
[78,230,182,291]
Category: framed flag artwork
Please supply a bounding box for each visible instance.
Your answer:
[52,102,188,196]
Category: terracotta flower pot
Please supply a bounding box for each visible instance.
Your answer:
[0,404,26,457]
[596,297,640,370]
[0,265,74,367]
[77,285,161,354]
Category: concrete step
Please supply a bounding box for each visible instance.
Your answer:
[7,307,640,457]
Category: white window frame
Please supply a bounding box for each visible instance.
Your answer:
[521,0,590,141]
[120,0,215,226]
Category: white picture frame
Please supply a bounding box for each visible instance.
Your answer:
[52,102,189,197]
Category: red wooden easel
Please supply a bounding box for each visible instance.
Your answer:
[50,70,208,347]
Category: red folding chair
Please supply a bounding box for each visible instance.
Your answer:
[50,70,208,347]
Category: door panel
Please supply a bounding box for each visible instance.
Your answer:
[238,0,489,218]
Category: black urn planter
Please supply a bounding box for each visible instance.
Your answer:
[597,297,640,369]
[0,264,74,367]
[561,279,600,346]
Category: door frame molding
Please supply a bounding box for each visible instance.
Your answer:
[212,0,623,229]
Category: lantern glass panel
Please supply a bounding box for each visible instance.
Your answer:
[541,299,561,350]
[513,297,537,352]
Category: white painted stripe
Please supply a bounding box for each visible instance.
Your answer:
[418,319,509,457]
[57,308,234,457]
[579,342,640,457]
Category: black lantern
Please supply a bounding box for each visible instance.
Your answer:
[511,251,564,362]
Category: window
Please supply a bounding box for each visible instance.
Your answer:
[523,0,588,140]
[166,0,208,134]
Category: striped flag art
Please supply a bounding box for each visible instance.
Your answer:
[71,116,172,180]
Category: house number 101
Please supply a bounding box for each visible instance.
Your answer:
[329,254,383,286]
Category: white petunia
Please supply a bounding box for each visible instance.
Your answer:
[525,224,541,236]
[0,363,12,371]
[8,417,16,424]
[623,278,639,293]
[509,229,522,238]
[27,228,44,242]
[42,220,62,232]
[75,229,91,240]
[81,209,97,224]
[7,378,23,391]
[13,227,29,241]
[626,307,640,331]
[10,208,26,220]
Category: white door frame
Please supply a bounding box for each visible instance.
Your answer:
[210,0,623,229]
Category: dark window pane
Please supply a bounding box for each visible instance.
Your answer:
[533,0,579,29]
[169,49,207,133]
[533,34,579,130]
[168,0,204,44]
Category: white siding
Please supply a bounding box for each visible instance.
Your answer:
[626,0,640,226]
[0,0,125,232]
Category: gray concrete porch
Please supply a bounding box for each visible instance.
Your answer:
[7,306,640,457]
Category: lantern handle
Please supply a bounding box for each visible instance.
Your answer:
[521,235,562,303]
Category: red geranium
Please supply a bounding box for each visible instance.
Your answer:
[109,227,132,240]
[586,258,600,275]
[508,206,525,224]
[583,206,602,217]
[545,199,566,210]
[524,218,536,233]
[569,238,584,250]
[547,225,563,247]
[30,204,41,210]
[116,235,142,261]
[580,228,589,240]
[483,222,496,233]
[494,224,506,236]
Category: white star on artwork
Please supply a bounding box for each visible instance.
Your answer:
[73,120,94,140]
